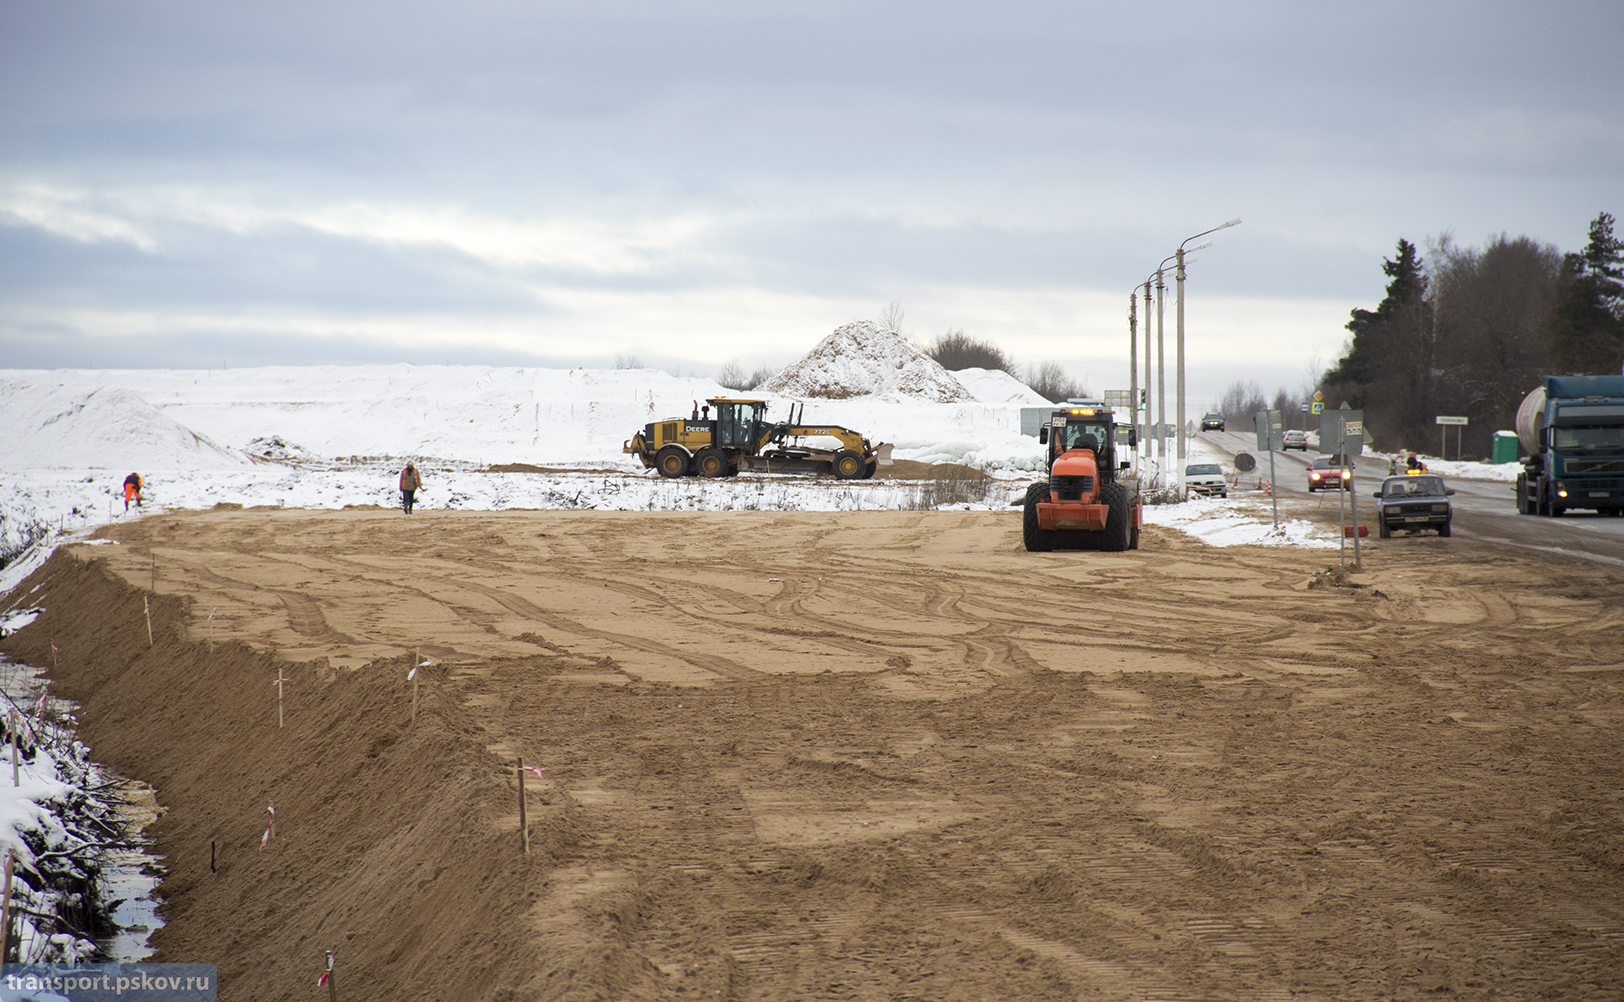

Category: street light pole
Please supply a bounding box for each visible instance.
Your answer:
[1175,218,1241,499]
[1156,267,1167,473]
[1128,290,1138,469]
[1150,254,1177,483]
[1143,280,1153,470]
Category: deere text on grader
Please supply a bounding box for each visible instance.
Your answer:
[1023,402,1142,551]
[625,397,891,479]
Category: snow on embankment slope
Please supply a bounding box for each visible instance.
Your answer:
[0,366,734,469]
[0,379,247,471]
[0,328,1049,474]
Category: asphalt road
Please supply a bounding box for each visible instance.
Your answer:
[1179,429,1624,568]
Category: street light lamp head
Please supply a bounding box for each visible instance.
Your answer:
[1186,241,1212,254]
[1181,217,1243,252]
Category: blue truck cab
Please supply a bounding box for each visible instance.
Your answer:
[1514,374,1624,516]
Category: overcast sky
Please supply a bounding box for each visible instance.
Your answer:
[3,0,1620,406]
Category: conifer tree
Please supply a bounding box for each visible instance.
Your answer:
[1551,212,1624,374]
[1324,239,1431,444]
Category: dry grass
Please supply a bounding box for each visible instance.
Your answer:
[907,465,996,509]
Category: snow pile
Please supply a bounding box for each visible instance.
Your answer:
[951,367,1051,406]
[246,435,316,461]
[1400,456,1520,483]
[0,380,247,472]
[762,322,974,402]
[1144,495,1339,549]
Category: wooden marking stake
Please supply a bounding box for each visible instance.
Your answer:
[1,850,13,963]
[517,757,530,856]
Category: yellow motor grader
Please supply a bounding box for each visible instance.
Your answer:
[624,397,892,479]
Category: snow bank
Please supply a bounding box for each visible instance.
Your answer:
[762,322,974,402]
[952,367,1051,406]
[1143,495,1340,549]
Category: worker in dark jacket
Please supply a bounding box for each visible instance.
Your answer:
[399,462,422,514]
[123,472,143,511]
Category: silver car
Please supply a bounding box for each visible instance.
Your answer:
[1184,463,1228,498]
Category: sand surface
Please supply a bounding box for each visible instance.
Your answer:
[3,507,1622,1000]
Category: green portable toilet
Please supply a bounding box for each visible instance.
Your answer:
[1492,430,1519,464]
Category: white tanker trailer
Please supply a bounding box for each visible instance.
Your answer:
[1513,375,1624,516]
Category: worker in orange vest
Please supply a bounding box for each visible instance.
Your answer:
[399,462,422,514]
[123,472,143,511]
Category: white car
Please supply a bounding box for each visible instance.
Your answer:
[1184,463,1228,498]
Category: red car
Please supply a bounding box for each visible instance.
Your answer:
[1307,454,1354,492]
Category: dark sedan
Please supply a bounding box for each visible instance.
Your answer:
[1373,474,1455,537]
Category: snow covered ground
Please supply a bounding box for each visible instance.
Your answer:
[1,334,1515,563]
[0,342,1045,553]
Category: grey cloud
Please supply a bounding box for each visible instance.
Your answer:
[2,0,1619,373]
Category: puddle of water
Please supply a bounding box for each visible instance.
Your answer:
[99,778,164,961]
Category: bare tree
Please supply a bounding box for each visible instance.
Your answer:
[878,299,906,334]
[614,354,643,370]
[1429,234,1562,455]
[718,358,746,389]
[926,329,1015,373]
[1218,380,1268,424]
[1025,361,1085,403]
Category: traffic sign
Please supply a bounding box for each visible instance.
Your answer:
[1435,415,1468,426]
[1310,401,1324,415]
[1254,409,1283,451]
[1313,390,1324,402]
[1300,403,1309,413]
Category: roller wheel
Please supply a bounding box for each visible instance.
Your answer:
[1022,482,1054,552]
[1438,521,1451,537]
[694,447,729,478]
[654,445,690,479]
[1099,482,1132,552]
[833,449,865,480]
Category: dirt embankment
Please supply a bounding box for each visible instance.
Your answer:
[3,509,1623,1001]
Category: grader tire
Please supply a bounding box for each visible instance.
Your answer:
[833,449,865,480]
[655,446,690,479]
[694,447,728,478]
